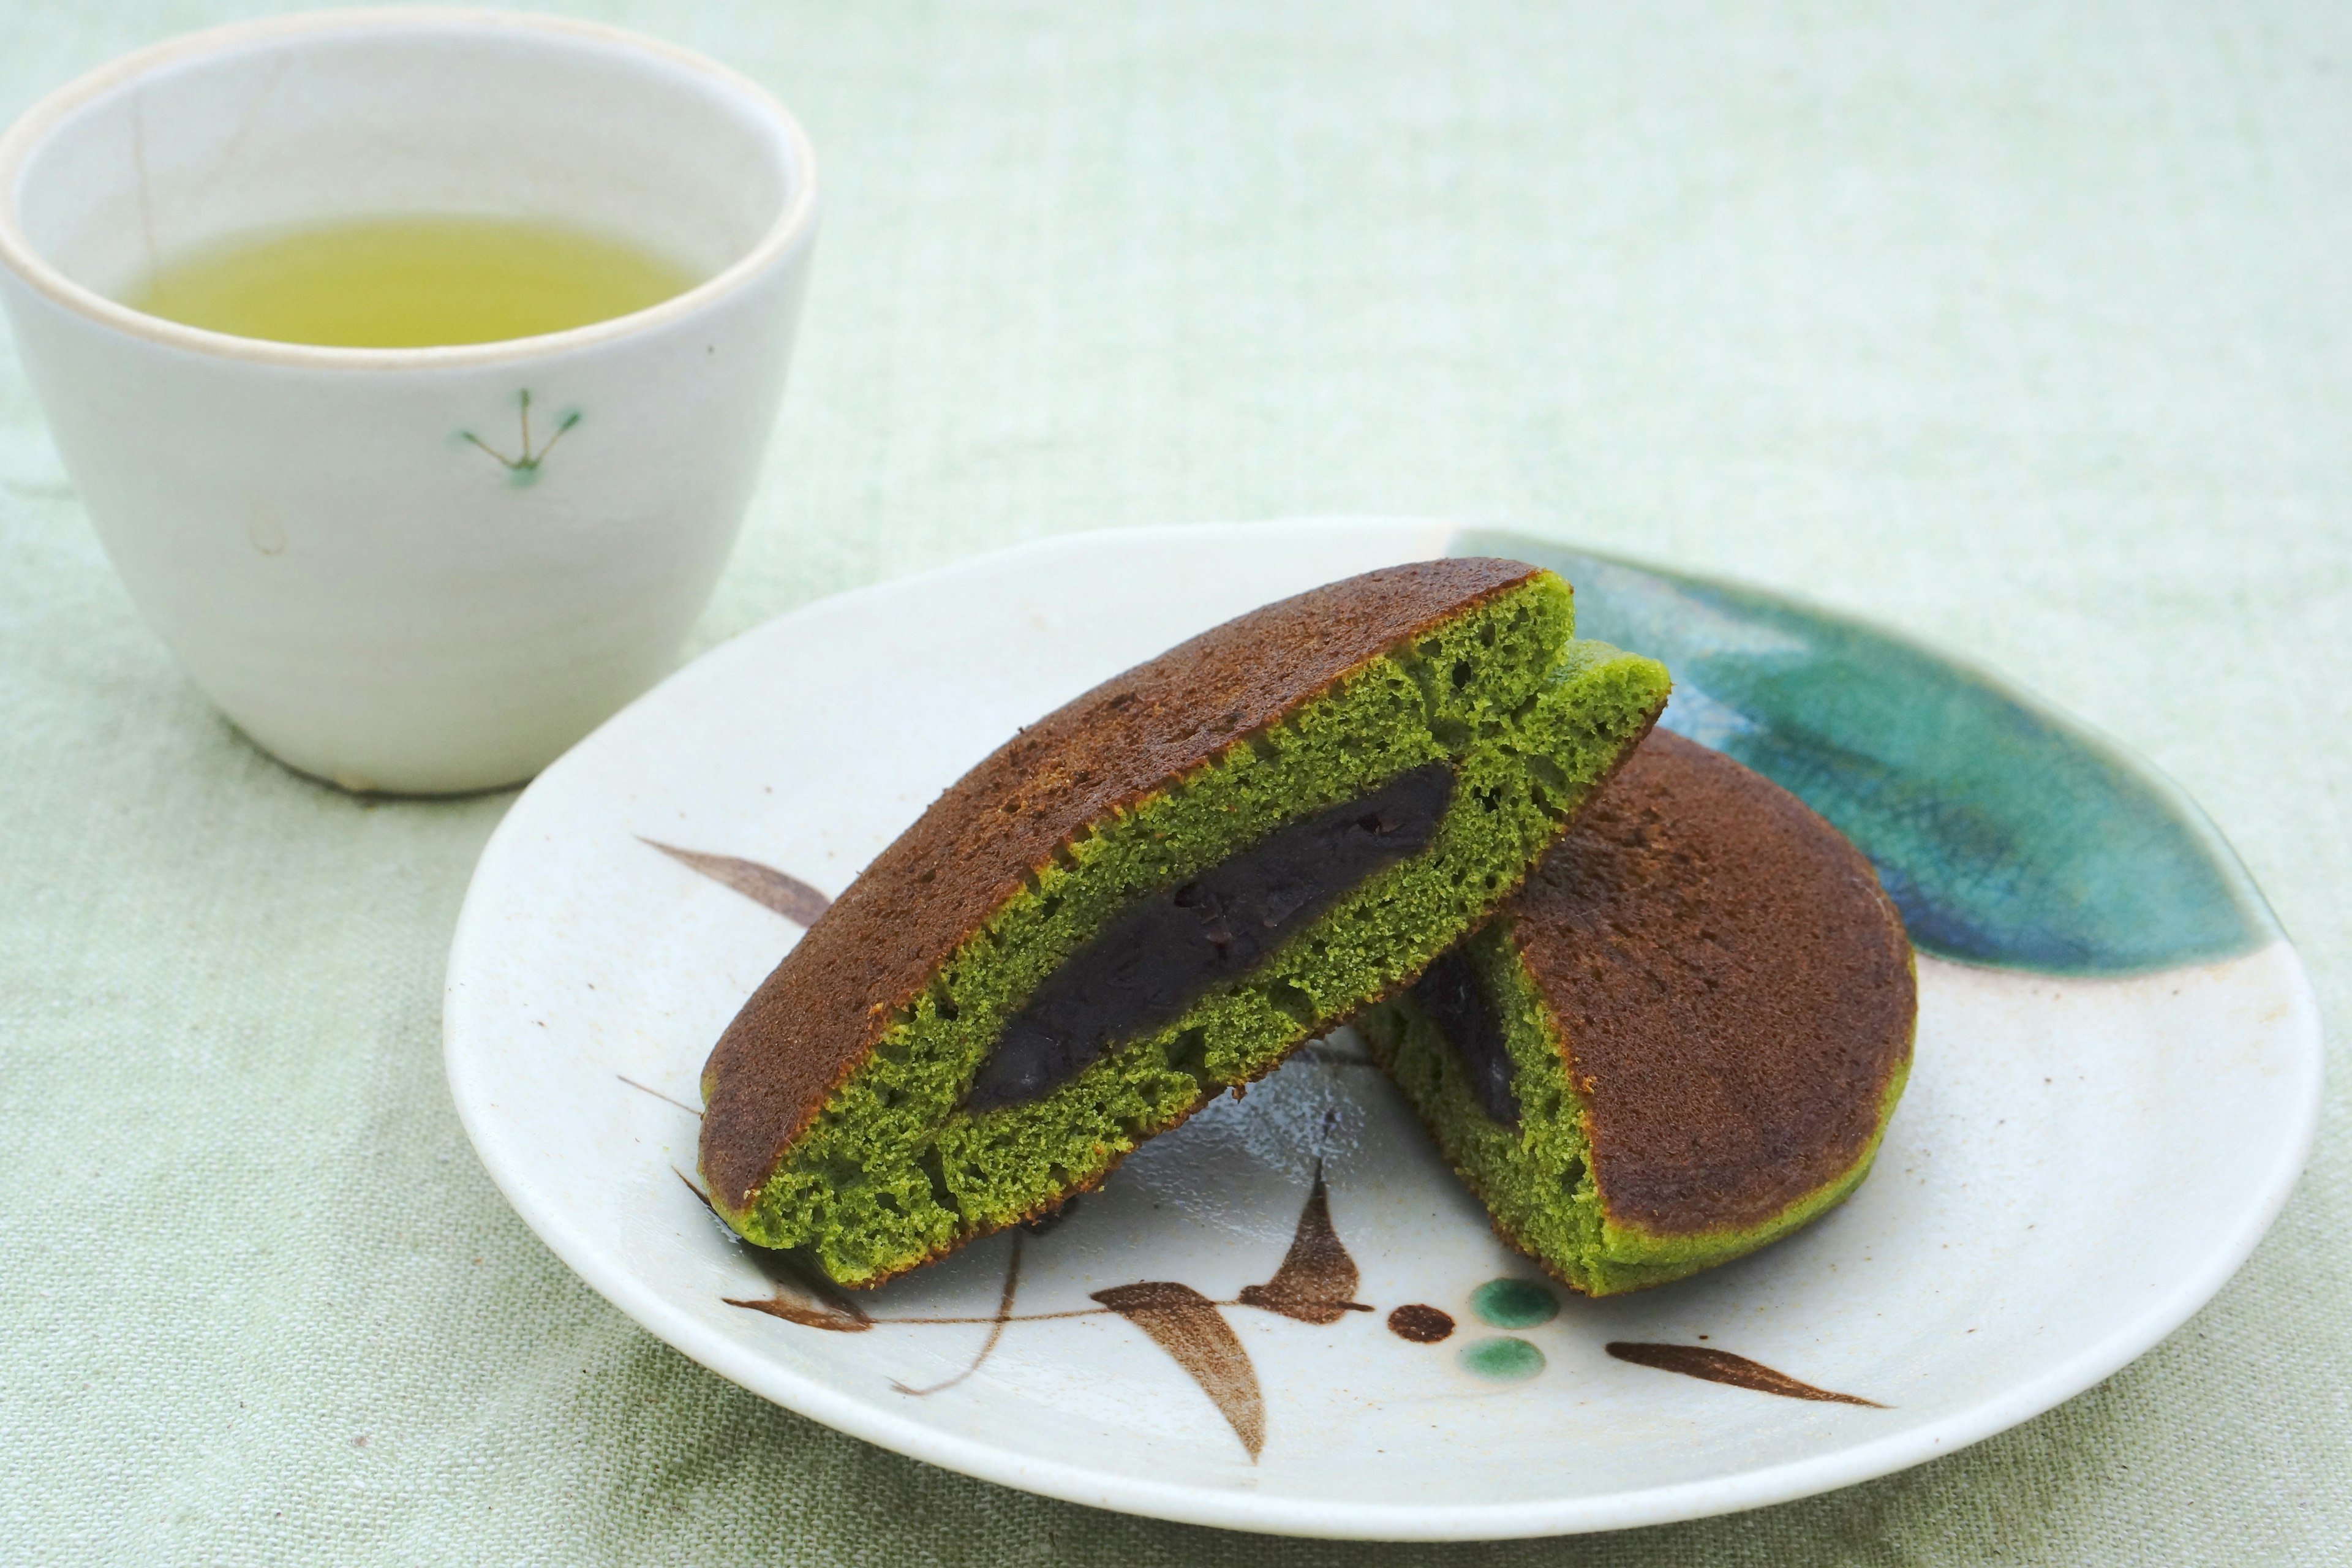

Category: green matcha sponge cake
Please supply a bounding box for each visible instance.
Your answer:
[1362,729,1915,1297]
[699,559,1671,1286]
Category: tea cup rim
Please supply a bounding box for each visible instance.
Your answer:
[0,7,820,371]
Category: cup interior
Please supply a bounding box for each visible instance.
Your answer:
[9,13,806,307]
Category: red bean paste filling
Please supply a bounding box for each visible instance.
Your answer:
[965,762,1457,1110]
[1409,946,1520,1126]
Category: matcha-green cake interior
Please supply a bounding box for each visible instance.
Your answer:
[1365,922,1873,1297]
[1362,717,1915,1303]
[717,573,1671,1286]
[1367,934,1904,1295]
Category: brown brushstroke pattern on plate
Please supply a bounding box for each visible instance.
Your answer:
[713,1166,1373,1460]
[728,1291,875,1333]
[1385,1304,1455,1343]
[892,1232,1027,1396]
[1091,1282,1266,1460]
[643,839,834,926]
[890,1169,1367,1458]
[622,1075,703,1118]
[1235,1165,1371,1324]
[1606,1342,1885,1406]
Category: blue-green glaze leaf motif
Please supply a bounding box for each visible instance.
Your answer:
[1455,530,2274,974]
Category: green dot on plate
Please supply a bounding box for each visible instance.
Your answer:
[1470,1277,1559,1328]
[1458,1336,1547,1382]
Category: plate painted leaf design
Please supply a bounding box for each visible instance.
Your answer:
[1606,1342,1883,1407]
[725,1292,873,1332]
[1236,1166,1371,1325]
[1091,1283,1265,1461]
[642,839,833,926]
[1457,531,2274,974]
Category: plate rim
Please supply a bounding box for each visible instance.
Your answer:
[444,516,2325,1539]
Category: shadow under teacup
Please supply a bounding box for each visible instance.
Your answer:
[0,9,818,794]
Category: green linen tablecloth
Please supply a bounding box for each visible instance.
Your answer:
[4,2,2346,1561]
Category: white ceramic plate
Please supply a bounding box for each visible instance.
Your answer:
[444,519,2321,1539]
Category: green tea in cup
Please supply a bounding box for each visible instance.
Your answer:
[0,11,817,793]
[128,214,700,347]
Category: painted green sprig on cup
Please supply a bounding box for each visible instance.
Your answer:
[461,390,581,486]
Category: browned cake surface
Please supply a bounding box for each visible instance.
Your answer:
[1506,729,1915,1237]
[700,557,1544,1210]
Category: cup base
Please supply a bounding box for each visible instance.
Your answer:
[227,719,535,802]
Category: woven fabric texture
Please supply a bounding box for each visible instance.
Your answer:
[2,2,2346,1562]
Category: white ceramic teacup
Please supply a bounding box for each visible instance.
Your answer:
[0,10,817,794]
